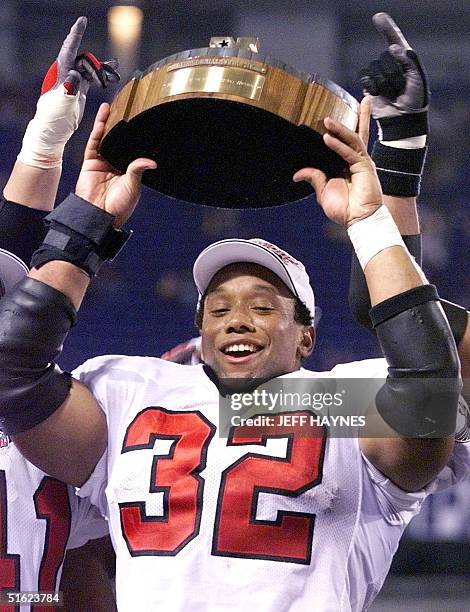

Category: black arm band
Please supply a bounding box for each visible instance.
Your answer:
[0,198,47,263]
[371,285,461,438]
[348,235,422,329]
[31,193,131,277]
[370,284,438,327]
[372,142,427,197]
[0,277,76,435]
[377,112,429,141]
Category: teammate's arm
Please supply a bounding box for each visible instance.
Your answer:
[0,17,88,275]
[349,13,470,402]
[0,18,119,263]
[294,97,460,492]
[0,23,124,486]
[3,104,156,487]
[2,18,89,211]
[61,536,116,612]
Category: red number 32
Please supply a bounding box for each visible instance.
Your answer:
[120,408,326,564]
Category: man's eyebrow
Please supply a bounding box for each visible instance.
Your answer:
[206,284,281,296]
[205,286,226,296]
[251,285,280,294]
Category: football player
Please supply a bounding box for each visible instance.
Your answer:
[0,13,466,612]
[161,15,470,446]
[0,18,118,610]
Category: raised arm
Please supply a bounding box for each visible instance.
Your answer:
[3,17,88,210]
[349,13,469,403]
[294,97,460,491]
[0,105,156,486]
[0,17,119,264]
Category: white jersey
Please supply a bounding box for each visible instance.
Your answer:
[75,355,468,612]
[0,438,109,608]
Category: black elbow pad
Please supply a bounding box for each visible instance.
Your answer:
[0,277,76,435]
[370,285,461,438]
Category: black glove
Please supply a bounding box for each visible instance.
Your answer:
[359,12,429,141]
[359,12,429,197]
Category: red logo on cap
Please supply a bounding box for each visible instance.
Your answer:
[0,431,10,448]
[255,240,301,268]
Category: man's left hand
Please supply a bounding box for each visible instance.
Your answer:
[293,97,383,227]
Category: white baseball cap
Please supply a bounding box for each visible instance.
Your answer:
[0,248,28,297]
[193,238,315,319]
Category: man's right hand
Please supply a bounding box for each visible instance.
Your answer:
[75,104,157,228]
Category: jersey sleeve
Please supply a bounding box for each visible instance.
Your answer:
[72,354,148,516]
[67,495,109,550]
[425,439,470,494]
[361,452,428,525]
[336,359,470,506]
[72,356,115,516]
[361,426,470,527]
[75,451,108,517]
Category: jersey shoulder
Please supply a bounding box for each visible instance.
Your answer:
[328,357,387,378]
[72,354,208,413]
[299,358,387,379]
[73,354,201,385]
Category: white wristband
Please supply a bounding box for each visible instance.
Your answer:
[347,206,406,270]
[17,87,82,169]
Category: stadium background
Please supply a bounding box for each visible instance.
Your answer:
[0,1,468,609]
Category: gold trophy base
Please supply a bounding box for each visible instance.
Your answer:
[100,48,358,209]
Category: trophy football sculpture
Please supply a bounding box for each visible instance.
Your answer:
[100,37,358,208]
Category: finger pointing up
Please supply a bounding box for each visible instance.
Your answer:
[372,13,412,50]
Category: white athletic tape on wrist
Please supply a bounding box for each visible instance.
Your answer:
[347,206,406,270]
[17,87,82,169]
[380,135,427,149]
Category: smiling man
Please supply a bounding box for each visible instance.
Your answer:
[195,247,315,381]
[0,84,463,610]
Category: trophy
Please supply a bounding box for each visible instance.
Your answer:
[100,37,358,209]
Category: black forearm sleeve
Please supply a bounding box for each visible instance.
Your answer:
[0,198,48,263]
[348,248,372,329]
[349,239,469,346]
[370,285,461,438]
[31,193,132,277]
[0,277,76,435]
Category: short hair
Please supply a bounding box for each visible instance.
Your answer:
[195,295,313,329]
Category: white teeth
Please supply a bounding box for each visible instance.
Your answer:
[224,343,258,354]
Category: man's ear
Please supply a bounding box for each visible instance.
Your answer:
[298,326,315,359]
